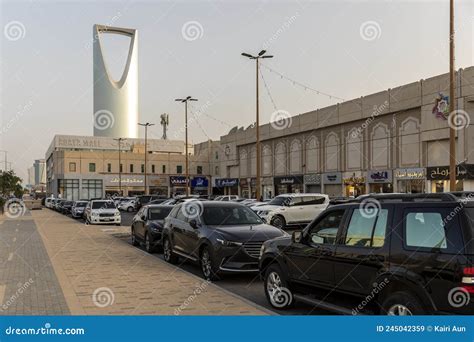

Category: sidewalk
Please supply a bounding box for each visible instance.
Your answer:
[1,209,267,315]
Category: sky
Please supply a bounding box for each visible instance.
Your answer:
[1,0,473,183]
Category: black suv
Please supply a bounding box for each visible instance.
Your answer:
[259,193,474,315]
[162,201,286,280]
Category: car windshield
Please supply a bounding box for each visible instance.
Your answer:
[201,205,263,226]
[92,201,116,209]
[267,196,289,206]
[65,201,73,205]
[75,202,87,207]
[149,207,172,220]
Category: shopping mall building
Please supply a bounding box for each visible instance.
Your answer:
[215,67,474,198]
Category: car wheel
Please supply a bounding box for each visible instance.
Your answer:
[200,246,219,281]
[131,227,139,246]
[85,217,90,225]
[127,207,133,212]
[144,232,154,253]
[264,263,294,309]
[381,291,425,315]
[271,215,286,229]
[163,237,178,264]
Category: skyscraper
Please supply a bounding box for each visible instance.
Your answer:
[93,24,138,138]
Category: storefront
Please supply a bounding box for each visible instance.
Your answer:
[214,178,239,195]
[304,174,321,193]
[322,172,343,197]
[368,170,393,193]
[394,168,425,193]
[274,175,304,196]
[149,176,169,197]
[191,176,209,196]
[262,177,273,199]
[240,178,250,198]
[104,175,144,197]
[426,164,474,192]
[170,176,188,196]
[343,172,366,197]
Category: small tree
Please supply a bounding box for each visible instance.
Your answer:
[0,170,23,199]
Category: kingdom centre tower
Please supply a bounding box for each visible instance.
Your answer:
[93,24,138,138]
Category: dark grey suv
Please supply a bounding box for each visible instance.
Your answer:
[162,201,287,280]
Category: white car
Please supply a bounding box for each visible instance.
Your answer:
[118,199,136,212]
[45,197,53,208]
[84,200,121,225]
[214,195,240,201]
[251,193,329,229]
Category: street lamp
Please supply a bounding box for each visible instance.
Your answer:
[138,122,155,195]
[175,96,198,196]
[113,138,126,196]
[241,50,273,200]
[0,150,8,171]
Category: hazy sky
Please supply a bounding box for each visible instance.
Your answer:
[1,0,473,183]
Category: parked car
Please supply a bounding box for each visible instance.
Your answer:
[162,201,287,280]
[251,193,329,229]
[135,195,167,210]
[44,197,53,208]
[131,205,174,253]
[71,200,88,218]
[84,200,121,225]
[118,199,137,212]
[60,200,74,214]
[213,195,240,201]
[148,198,169,205]
[259,193,474,315]
[55,199,66,211]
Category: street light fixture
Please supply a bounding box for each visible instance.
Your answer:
[138,122,155,195]
[241,50,273,200]
[113,138,127,196]
[0,150,8,172]
[175,96,198,196]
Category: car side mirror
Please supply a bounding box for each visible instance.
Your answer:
[292,231,302,243]
[189,219,199,229]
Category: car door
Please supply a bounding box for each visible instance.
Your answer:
[305,195,328,221]
[284,209,347,287]
[171,206,190,254]
[135,208,147,240]
[286,196,304,224]
[332,205,392,295]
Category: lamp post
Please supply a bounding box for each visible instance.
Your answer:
[113,138,126,196]
[138,123,155,195]
[449,0,456,191]
[0,150,8,171]
[241,50,273,200]
[175,96,198,196]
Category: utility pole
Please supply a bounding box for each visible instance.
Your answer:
[138,123,155,195]
[449,0,456,191]
[160,113,169,140]
[113,138,126,196]
[241,50,273,200]
[175,96,198,196]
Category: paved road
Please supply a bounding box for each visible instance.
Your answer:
[65,209,334,315]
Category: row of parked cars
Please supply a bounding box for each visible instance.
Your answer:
[128,191,474,315]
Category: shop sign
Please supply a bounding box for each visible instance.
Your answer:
[367,170,392,183]
[343,176,366,185]
[215,178,239,187]
[303,174,321,185]
[323,172,342,184]
[191,177,208,188]
[149,176,168,186]
[394,168,425,180]
[104,175,144,186]
[170,176,188,186]
[426,165,474,180]
[240,178,249,187]
[274,176,303,186]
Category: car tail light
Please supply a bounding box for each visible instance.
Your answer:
[461,267,474,293]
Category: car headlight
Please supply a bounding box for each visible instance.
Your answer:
[115,212,120,216]
[259,244,266,258]
[216,238,242,247]
[91,212,98,217]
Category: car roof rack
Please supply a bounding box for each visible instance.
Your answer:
[351,193,459,202]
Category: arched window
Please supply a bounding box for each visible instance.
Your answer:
[239,149,248,177]
[274,142,287,175]
[262,145,272,176]
[250,146,257,176]
[346,128,362,170]
[290,139,302,174]
[325,132,339,171]
[371,123,390,169]
[305,135,319,172]
[399,118,420,166]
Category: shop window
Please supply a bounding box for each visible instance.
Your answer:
[177,165,183,174]
[81,179,103,200]
[58,179,79,200]
[197,166,203,174]
[130,164,134,173]
[69,162,76,172]
[107,163,112,172]
[89,163,96,172]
